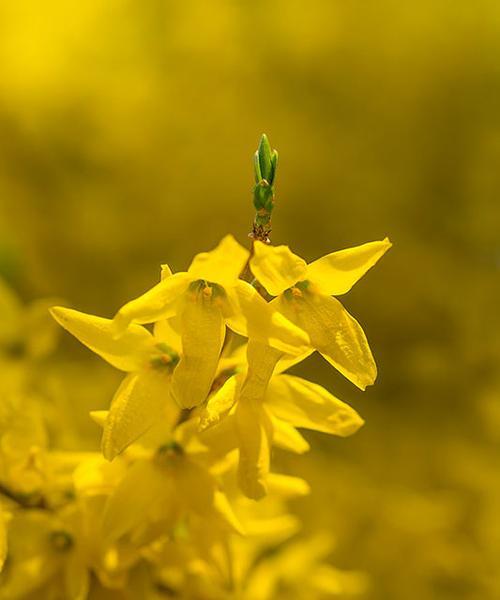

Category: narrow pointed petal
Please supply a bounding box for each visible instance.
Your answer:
[307,238,392,296]
[250,241,308,296]
[266,374,364,436]
[274,293,377,390]
[188,235,250,286]
[89,410,108,428]
[270,415,310,454]
[112,272,190,333]
[267,473,311,497]
[102,370,176,461]
[50,306,154,371]
[236,399,273,500]
[226,281,310,355]
[171,285,225,409]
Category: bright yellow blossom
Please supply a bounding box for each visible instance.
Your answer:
[250,238,391,389]
[111,235,309,409]
[199,341,364,499]
[50,307,181,460]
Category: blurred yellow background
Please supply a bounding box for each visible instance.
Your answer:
[0,1,499,598]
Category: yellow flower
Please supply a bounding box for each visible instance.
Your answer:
[50,307,181,461]
[100,433,243,546]
[111,235,309,409]
[250,238,392,390]
[199,341,364,500]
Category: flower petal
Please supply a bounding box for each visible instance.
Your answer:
[171,285,225,409]
[102,370,177,461]
[199,374,242,431]
[102,459,170,541]
[270,415,310,454]
[307,238,392,296]
[50,306,154,371]
[274,292,376,390]
[250,241,308,296]
[235,399,273,500]
[188,235,250,286]
[267,473,311,497]
[225,281,310,355]
[266,374,364,436]
[112,272,190,333]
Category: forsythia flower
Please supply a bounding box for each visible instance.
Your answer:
[50,307,182,460]
[199,340,364,499]
[112,235,309,409]
[250,239,391,389]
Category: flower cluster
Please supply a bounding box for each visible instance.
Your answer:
[0,137,390,599]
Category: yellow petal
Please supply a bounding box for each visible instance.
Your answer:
[266,374,364,436]
[225,281,310,355]
[235,399,272,500]
[274,292,376,390]
[188,235,250,286]
[307,238,392,296]
[0,506,7,573]
[198,414,239,459]
[102,459,170,541]
[50,306,154,371]
[112,272,190,333]
[102,370,176,461]
[250,241,308,296]
[199,374,242,431]
[267,473,311,497]
[89,410,108,428]
[173,458,243,534]
[153,317,181,351]
[270,415,310,454]
[171,284,225,409]
[240,340,282,403]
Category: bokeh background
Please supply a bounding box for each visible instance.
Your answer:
[0,1,499,598]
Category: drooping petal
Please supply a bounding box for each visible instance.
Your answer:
[225,281,310,355]
[50,306,154,371]
[274,292,376,390]
[112,272,190,333]
[250,241,308,296]
[235,399,273,500]
[240,340,282,403]
[188,235,250,287]
[266,374,364,436]
[270,415,310,454]
[306,238,392,296]
[102,369,177,461]
[170,283,225,409]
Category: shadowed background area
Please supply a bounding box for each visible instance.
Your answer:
[0,1,499,598]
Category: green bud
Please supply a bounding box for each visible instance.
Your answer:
[254,134,278,186]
